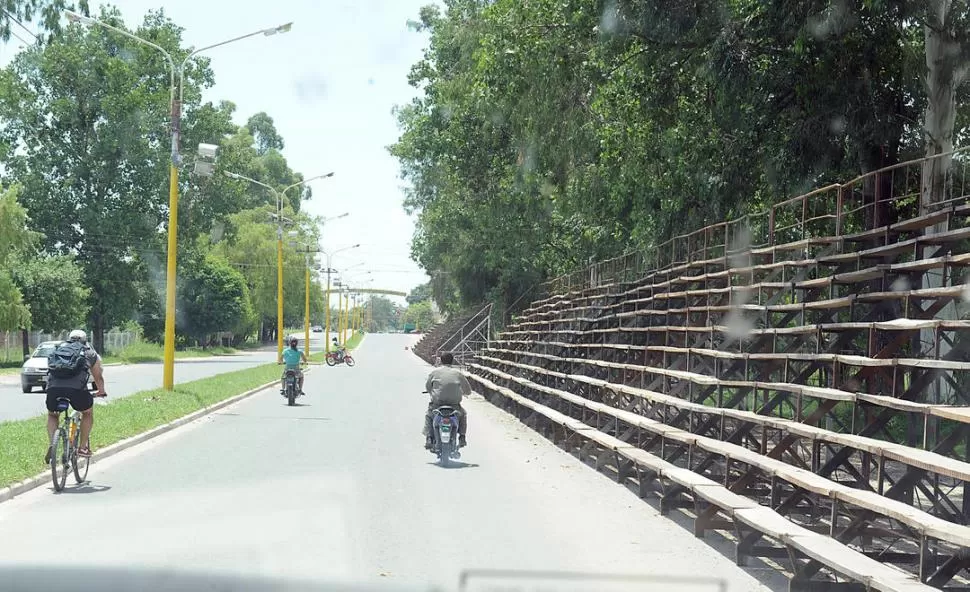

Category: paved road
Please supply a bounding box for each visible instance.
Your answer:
[0,333,336,423]
[0,334,780,592]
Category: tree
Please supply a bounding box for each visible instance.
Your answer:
[0,0,83,43]
[365,296,402,332]
[921,0,970,212]
[403,300,435,331]
[406,282,432,304]
[212,206,321,342]
[246,112,284,156]
[178,254,255,345]
[10,254,90,333]
[0,7,225,353]
[0,185,34,332]
[393,0,968,312]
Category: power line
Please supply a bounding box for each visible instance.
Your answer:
[8,29,29,45]
[1,8,38,42]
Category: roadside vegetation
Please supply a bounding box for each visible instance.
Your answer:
[0,362,282,489]
[0,5,333,357]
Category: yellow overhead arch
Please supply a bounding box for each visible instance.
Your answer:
[343,288,408,297]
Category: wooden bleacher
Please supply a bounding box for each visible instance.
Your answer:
[469,152,970,590]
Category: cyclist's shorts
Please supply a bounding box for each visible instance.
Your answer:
[46,386,93,413]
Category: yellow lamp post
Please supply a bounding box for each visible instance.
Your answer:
[322,245,360,352]
[224,171,334,362]
[67,10,293,390]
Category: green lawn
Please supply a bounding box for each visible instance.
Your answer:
[3,341,237,369]
[0,362,281,490]
[102,341,237,365]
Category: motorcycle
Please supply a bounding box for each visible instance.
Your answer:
[423,390,462,466]
[325,351,355,367]
[282,369,300,406]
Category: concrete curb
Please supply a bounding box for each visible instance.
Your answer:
[0,372,291,506]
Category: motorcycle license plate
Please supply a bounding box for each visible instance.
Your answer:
[440,431,451,443]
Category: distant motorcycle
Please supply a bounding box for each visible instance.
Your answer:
[325,351,355,367]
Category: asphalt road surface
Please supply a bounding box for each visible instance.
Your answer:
[0,334,780,592]
[0,333,336,423]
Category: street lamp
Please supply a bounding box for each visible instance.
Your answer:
[340,270,371,343]
[225,170,335,362]
[66,10,293,390]
[322,244,360,352]
[356,275,374,333]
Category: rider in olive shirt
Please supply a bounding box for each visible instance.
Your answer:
[424,352,471,449]
[281,337,307,395]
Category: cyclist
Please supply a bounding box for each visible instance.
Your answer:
[281,337,307,396]
[45,330,105,460]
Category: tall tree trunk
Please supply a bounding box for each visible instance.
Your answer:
[21,328,29,358]
[920,0,966,438]
[921,0,965,217]
[92,309,105,355]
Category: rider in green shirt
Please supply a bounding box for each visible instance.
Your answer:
[331,337,347,362]
[281,337,307,395]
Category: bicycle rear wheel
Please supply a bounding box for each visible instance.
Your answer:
[72,421,89,484]
[50,429,68,492]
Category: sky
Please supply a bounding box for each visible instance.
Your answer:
[0,0,433,306]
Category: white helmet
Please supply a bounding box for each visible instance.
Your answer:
[68,329,87,343]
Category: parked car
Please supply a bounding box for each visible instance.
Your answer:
[21,341,61,394]
[311,326,324,333]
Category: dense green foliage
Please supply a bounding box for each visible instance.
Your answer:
[10,254,90,333]
[392,0,970,312]
[0,6,329,351]
[365,295,403,332]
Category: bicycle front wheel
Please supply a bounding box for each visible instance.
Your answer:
[72,425,89,484]
[50,429,68,492]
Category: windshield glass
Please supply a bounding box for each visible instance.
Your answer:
[31,346,55,358]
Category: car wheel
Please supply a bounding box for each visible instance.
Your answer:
[22,384,32,393]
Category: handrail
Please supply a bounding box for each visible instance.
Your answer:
[534,147,968,299]
[436,304,492,353]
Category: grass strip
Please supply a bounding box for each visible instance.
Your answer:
[0,362,281,489]
[102,341,237,365]
[346,332,364,350]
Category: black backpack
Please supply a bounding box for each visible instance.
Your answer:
[48,341,89,378]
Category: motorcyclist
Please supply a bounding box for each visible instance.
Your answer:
[281,337,307,396]
[331,337,346,362]
[424,352,470,449]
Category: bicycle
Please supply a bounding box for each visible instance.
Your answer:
[49,390,106,492]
